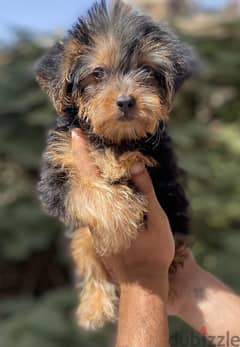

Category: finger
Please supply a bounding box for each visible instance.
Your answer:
[71,128,99,177]
[130,164,159,211]
[130,164,155,198]
[130,164,167,223]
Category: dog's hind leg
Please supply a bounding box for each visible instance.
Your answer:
[70,227,118,330]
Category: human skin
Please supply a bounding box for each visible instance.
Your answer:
[168,251,240,343]
[71,128,240,346]
[72,128,174,347]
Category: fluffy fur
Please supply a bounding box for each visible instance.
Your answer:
[36,0,197,330]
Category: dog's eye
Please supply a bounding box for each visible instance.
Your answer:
[92,67,107,81]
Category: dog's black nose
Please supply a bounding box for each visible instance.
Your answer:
[116,95,135,113]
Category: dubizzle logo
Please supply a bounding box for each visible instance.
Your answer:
[170,327,240,347]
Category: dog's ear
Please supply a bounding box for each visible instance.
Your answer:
[35,40,79,114]
[173,45,200,93]
[36,42,66,113]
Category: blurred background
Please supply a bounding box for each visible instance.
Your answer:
[0,0,240,346]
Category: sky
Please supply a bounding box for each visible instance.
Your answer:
[0,0,227,42]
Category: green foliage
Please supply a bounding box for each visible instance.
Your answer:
[0,289,114,347]
[0,34,58,261]
[0,20,240,345]
[172,21,240,292]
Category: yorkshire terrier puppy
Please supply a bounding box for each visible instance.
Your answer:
[36,0,197,330]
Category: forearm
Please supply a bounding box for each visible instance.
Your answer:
[177,265,240,340]
[116,277,170,347]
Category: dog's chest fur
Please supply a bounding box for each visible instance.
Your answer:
[91,148,156,183]
[76,119,190,237]
[46,115,190,238]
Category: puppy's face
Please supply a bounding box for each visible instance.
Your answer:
[69,33,172,143]
[37,0,196,143]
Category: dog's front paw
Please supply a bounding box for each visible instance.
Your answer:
[67,180,147,256]
[91,183,147,256]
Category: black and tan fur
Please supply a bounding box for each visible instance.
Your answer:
[36,0,197,330]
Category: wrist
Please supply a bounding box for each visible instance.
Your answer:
[120,270,170,302]
[117,273,170,347]
[176,263,206,319]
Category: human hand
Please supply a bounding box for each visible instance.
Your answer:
[71,128,175,297]
[102,164,175,293]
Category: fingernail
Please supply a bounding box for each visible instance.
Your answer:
[130,164,145,175]
[71,129,78,138]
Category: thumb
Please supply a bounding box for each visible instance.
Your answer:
[71,128,99,177]
[130,164,156,201]
[131,164,166,222]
